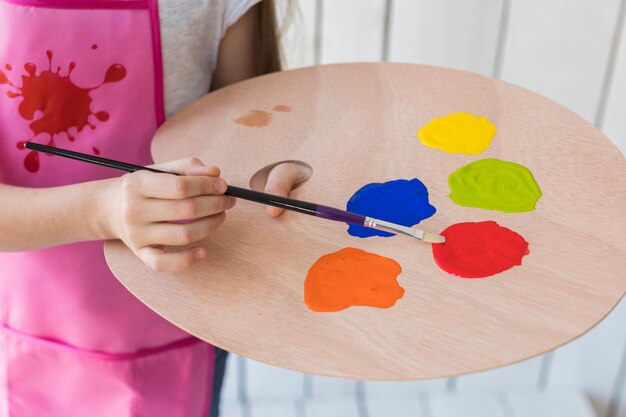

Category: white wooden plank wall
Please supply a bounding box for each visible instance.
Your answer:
[221,1,626,416]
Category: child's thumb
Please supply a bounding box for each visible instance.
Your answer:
[264,162,311,217]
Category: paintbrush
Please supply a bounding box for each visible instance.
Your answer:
[23,142,445,244]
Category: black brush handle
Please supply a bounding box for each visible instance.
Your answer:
[22,142,367,225]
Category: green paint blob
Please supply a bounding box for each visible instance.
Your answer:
[448,158,542,213]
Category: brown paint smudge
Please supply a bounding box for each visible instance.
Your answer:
[272,104,291,112]
[304,247,404,312]
[234,109,272,127]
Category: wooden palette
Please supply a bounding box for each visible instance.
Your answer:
[104,63,626,380]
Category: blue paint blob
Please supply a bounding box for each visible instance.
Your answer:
[346,178,436,238]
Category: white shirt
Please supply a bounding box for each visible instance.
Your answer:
[159,0,261,117]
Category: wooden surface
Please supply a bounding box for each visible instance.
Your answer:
[104,63,626,380]
[218,2,626,414]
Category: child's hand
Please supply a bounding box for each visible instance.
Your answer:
[263,162,313,217]
[106,157,235,272]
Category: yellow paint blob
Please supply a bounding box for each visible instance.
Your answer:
[418,112,496,155]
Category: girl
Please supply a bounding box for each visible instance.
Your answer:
[0,0,304,415]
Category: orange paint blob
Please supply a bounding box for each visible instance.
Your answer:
[234,109,272,127]
[272,104,291,112]
[304,247,404,312]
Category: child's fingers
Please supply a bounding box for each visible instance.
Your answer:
[142,195,236,222]
[150,157,221,177]
[123,170,227,199]
[138,213,226,247]
[137,245,206,272]
[264,179,288,217]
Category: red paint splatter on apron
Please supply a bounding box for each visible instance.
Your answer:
[0,50,126,172]
[432,221,529,278]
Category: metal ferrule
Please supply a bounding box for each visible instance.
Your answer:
[364,217,425,240]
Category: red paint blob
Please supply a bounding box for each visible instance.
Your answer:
[5,64,12,71]
[16,141,25,149]
[103,64,126,83]
[92,146,100,155]
[91,44,98,50]
[20,59,92,135]
[0,50,125,172]
[0,69,9,85]
[24,63,36,76]
[432,221,529,278]
[95,111,109,121]
[24,150,39,173]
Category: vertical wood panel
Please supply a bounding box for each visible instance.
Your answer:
[314,0,324,65]
[614,351,626,417]
[381,0,394,61]
[303,398,360,417]
[246,360,305,401]
[388,0,503,75]
[279,0,317,69]
[507,391,597,417]
[248,401,299,417]
[365,379,447,400]
[367,398,427,417]
[222,403,245,417]
[500,0,621,121]
[455,357,544,391]
[430,393,509,417]
[548,298,626,417]
[602,0,626,155]
[309,375,357,399]
[222,354,242,404]
[321,0,387,63]
[593,0,626,128]
[492,0,511,78]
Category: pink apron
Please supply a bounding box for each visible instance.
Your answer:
[0,1,215,415]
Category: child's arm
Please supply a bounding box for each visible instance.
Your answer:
[0,158,233,272]
[211,0,260,90]
[0,1,298,272]
[212,2,309,217]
